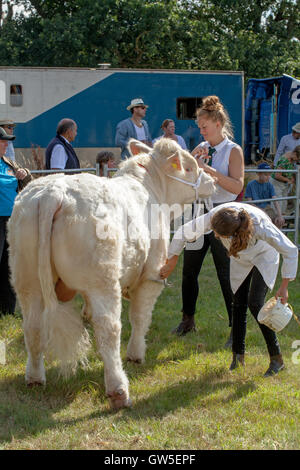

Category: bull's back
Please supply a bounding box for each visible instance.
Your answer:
[8,172,152,293]
[51,174,151,290]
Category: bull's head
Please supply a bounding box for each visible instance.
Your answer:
[128,138,216,205]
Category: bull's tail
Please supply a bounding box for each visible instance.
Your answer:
[38,189,90,376]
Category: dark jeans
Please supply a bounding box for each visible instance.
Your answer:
[182,230,233,326]
[232,266,280,357]
[0,216,16,315]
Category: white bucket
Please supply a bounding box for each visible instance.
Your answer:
[258,297,293,332]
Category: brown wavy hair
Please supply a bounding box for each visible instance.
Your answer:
[211,208,253,258]
[196,95,233,138]
[161,119,174,129]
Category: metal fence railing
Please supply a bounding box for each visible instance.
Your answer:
[31,165,101,176]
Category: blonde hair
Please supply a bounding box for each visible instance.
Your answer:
[211,208,253,258]
[196,95,233,139]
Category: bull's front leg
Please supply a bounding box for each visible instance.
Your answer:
[127,280,164,363]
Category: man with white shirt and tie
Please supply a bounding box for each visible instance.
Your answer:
[45,118,80,170]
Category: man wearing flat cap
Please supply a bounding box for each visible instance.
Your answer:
[0,119,16,161]
[115,98,152,159]
[0,127,32,315]
[274,122,300,165]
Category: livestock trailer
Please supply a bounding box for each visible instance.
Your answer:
[245,74,300,163]
[0,67,244,168]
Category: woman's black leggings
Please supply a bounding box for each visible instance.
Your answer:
[182,230,233,326]
[232,266,280,356]
[0,216,16,315]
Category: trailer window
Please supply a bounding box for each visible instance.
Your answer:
[177,97,203,120]
[10,84,23,107]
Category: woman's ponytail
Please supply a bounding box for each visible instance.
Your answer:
[228,209,253,258]
[211,208,253,258]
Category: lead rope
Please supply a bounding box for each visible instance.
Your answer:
[166,172,213,230]
[289,304,300,328]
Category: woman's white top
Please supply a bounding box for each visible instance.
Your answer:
[198,136,238,204]
[169,202,298,293]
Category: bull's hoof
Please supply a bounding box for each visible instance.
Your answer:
[26,381,45,388]
[107,389,132,410]
[126,357,142,364]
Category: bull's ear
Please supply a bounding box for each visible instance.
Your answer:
[128,139,152,156]
[166,152,182,171]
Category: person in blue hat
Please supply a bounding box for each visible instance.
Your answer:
[245,162,285,228]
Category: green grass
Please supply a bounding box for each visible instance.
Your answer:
[0,252,300,450]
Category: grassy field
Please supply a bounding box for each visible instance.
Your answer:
[0,252,299,450]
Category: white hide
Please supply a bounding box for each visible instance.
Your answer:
[7,138,215,409]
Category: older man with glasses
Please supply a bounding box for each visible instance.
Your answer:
[115,98,152,159]
[0,120,16,161]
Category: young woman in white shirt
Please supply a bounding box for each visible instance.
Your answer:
[173,96,244,345]
[160,202,298,376]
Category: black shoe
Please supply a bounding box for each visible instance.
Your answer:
[171,313,196,336]
[229,353,245,371]
[224,328,233,349]
[264,355,285,377]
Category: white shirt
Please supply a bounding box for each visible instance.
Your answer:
[274,133,300,165]
[169,202,298,293]
[198,137,238,203]
[133,123,146,141]
[50,136,70,169]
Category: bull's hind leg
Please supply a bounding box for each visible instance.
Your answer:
[127,281,164,363]
[21,292,46,386]
[88,289,131,409]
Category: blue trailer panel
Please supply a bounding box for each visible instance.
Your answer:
[245,74,300,163]
[0,67,244,168]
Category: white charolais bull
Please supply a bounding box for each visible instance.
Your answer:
[7,138,215,409]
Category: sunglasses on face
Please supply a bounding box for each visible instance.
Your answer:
[136,106,146,109]
[4,125,15,130]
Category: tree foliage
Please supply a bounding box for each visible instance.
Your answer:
[0,0,299,79]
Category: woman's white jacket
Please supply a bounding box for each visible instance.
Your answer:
[169,202,298,293]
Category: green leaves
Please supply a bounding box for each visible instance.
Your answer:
[0,0,299,78]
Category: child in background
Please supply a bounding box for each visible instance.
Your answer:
[96,151,116,177]
[271,146,300,214]
[244,162,285,228]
